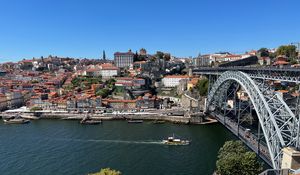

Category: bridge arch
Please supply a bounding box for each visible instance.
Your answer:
[206,71,299,169]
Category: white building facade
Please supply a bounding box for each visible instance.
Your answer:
[114,50,134,68]
[162,75,189,87]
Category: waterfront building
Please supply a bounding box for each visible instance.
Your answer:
[0,93,7,111]
[5,91,23,108]
[162,75,189,87]
[106,99,137,109]
[136,93,160,109]
[114,50,134,68]
[66,97,102,112]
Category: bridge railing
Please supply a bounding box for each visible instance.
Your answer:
[212,112,272,166]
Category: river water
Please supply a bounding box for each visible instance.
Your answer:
[0,120,236,175]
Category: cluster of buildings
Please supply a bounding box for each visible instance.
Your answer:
[3,46,297,113]
[192,51,257,67]
[0,48,188,112]
[77,63,119,79]
[192,48,300,68]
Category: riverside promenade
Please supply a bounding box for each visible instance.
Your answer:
[0,108,216,124]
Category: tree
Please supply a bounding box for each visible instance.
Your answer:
[258,48,269,57]
[96,88,110,98]
[216,141,263,175]
[196,78,209,96]
[276,45,297,58]
[89,168,122,175]
[156,51,164,59]
[133,51,139,62]
[106,78,116,89]
[164,53,171,61]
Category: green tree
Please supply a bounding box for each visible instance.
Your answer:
[164,53,171,61]
[196,78,209,96]
[96,88,110,98]
[133,51,139,62]
[276,45,297,58]
[88,168,121,175]
[258,48,269,57]
[216,141,263,175]
[106,78,116,89]
[156,51,164,59]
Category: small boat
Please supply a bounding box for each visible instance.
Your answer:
[127,120,143,123]
[80,119,102,125]
[21,115,39,120]
[152,120,165,124]
[80,115,102,125]
[3,118,30,124]
[162,134,190,145]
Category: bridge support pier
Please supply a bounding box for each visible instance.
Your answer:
[281,147,300,170]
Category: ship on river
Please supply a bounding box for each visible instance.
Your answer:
[162,134,190,145]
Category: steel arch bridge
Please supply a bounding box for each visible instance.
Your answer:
[206,71,300,169]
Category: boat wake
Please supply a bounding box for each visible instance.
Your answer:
[51,138,164,145]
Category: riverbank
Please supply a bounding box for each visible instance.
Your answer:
[0,110,217,125]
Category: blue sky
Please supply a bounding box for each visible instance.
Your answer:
[0,0,299,62]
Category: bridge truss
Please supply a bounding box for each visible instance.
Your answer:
[206,71,300,169]
[193,67,300,83]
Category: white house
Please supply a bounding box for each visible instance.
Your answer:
[99,63,119,78]
[162,75,189,87]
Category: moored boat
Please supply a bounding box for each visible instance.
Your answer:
[3,118,30,124]
[162,134,190,145]
[21,115,39,120]
[80,115,102,125]
[80,119,102,125]
[152,120,165,124]
[127,120,143,123]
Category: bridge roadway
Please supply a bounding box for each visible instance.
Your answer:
[211,112,273,166]
[193,66,300,83]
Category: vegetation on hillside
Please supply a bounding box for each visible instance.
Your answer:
[216,141,263,175]
[195,78,209,96]
[95,88,110,98]
[276,45,297,58]
[258,48,269,57]
[71,76,103,89]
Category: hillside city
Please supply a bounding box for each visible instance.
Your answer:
[0,45,299,115]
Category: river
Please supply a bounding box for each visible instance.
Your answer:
[0,120,236,175]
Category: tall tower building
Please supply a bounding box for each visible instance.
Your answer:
[102,50,106,60]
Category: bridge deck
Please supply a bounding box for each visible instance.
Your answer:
[211,112,273,167]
